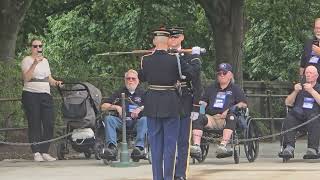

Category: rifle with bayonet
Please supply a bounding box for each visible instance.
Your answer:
[96,48,206,56]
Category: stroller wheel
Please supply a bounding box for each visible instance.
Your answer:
[103,159,112,165]
[84,152,91,159]
[95,152,102,160]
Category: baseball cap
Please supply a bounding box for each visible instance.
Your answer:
[217,63,233,73]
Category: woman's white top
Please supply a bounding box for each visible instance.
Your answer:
[21,56,51,94]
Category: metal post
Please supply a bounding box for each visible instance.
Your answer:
[111,93,137,167]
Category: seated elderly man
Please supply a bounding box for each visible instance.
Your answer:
[190,63,247,158]
[280,65,320,159]
[100,69,147,160]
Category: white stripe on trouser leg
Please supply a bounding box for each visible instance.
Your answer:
[170,143,178,180]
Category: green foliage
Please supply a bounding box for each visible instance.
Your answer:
[0,61,25,128]
[244,0,320,81]
[27,0,212,85]
[9,0,319,131]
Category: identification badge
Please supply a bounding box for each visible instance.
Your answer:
[213,92,226,109]
[309,56,319,64]
[302,97,314,109]
[128,105,138,112]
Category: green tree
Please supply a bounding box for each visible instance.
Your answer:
[0,0,32,61]
[244,0,320,81]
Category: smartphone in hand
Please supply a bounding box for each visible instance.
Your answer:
[313,39,319,47]
[300,75,306,90]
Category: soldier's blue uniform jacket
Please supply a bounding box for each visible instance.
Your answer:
[139,48,194,180]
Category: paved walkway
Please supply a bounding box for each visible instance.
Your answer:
[1,140,320,180]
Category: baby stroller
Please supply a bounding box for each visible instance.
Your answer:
[56,82,102,160]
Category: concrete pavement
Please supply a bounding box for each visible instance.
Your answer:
[1,140,320,180]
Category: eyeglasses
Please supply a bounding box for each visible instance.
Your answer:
[126,77,137,81]
[32,45,43,48]
[217,71,228,76]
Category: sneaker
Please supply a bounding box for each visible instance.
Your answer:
[42,153,56,161]
[190,144,202,157]
[305,148,317,155]
[34,152,44,162]
[132,147,144,157]
[303,148,319,159]
[103,146,118,160]
[216,144,232,158]
[282,145,294,157]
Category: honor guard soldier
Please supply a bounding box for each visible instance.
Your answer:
[138,27,194,180]
[167,27,203,180]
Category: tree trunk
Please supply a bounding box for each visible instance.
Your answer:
[0,0,32,61]
[196,0,245,86]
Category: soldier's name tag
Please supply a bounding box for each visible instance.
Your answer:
[213,92,226,109]
[128,105,138,112]
[302,97,314,109]
[309,56,319,64]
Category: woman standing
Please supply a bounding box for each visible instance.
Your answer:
[21,38,62,162]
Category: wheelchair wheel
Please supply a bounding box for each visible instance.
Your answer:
[196,144,210,163]
[233,145,240,164]
[84,152,91,159]
[147,143,152,164]
[94,137,105,160]
[56,140,68,160]
[243,117,259,162]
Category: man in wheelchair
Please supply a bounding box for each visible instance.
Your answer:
[190,63,247,158]
[280,65,320,159]
[100,69,147,160]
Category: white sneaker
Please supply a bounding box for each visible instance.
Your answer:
[190,144,202,157]
[42,153,56,161]
[34,152,44,162]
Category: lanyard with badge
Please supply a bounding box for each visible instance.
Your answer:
[302,97,315,109]
[309,51,320,64]
[213,92,227,109]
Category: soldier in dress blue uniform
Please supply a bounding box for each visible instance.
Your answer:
[138,27,195,180]
[167,27,203,180]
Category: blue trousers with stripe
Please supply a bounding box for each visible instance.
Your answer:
[175,116,192,178]
[147,116,180,180]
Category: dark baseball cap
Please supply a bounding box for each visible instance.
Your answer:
[217,63,233,73]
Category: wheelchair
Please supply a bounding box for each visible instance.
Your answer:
[191,108,260,164]
[278,106,320,163]
[94,112,151,165]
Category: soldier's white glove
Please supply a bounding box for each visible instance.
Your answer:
[190,112,200,121]
[192,46,201,55]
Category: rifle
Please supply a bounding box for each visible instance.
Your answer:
[96,48,206,56]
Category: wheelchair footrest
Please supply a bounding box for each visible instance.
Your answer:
[303,154,320,159]
[216,151,233,159]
